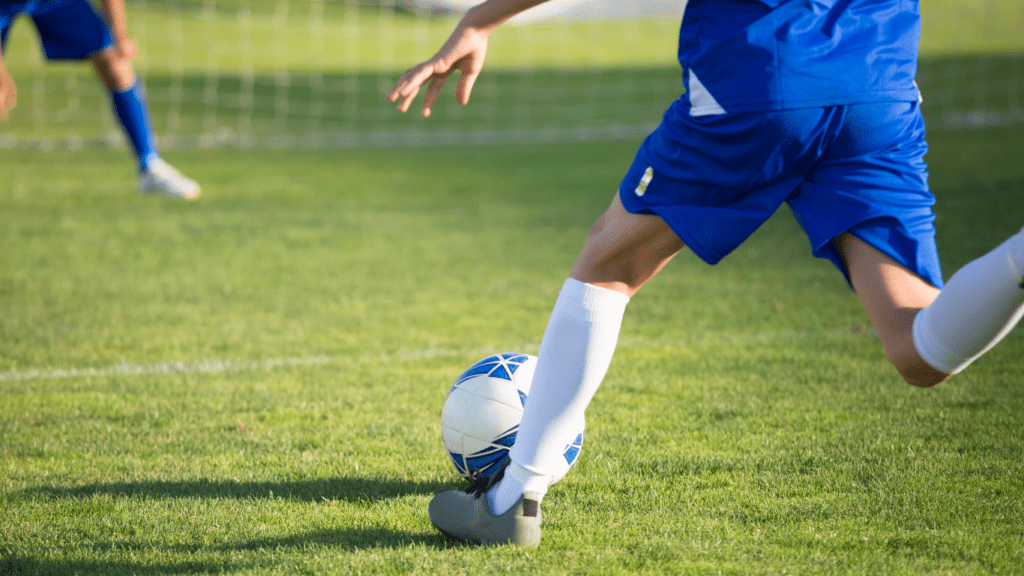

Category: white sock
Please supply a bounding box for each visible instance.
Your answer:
[913,227,1024,374]
[488,461,551,516]
[489,278,629,515]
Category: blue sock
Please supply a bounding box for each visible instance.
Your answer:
[110,79,159,171]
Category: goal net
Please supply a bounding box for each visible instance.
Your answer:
[0,0,1020,150]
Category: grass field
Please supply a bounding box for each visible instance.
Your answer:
[2,2,1024,575]
[2,124,1023,574]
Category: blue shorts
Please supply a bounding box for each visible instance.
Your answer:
[0,0,113,60]
[619,100,943,288]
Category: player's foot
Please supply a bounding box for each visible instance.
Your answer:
[428,463,542,547]
[138,159,201,200]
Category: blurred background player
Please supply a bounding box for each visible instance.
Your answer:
[389,0,1024,547]
[0,0,200,200]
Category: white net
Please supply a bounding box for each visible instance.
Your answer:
[0,0,1020,150]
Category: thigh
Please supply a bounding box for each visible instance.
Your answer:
[571,193,685,298]
[30,0,112,60]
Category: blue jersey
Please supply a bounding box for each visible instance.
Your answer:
[679,0,922,115]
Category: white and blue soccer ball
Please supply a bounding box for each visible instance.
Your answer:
[440,353,584,484]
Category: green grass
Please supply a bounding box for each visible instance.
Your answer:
[2,123,1023,574]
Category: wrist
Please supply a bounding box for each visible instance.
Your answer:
[460,6,496,35]
[461,0,534,33]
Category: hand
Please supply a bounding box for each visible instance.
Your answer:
[0,64,16,120]
[387,26,489,117]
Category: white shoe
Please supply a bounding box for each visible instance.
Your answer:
[138,158,201,200]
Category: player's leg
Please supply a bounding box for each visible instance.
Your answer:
[93,53,201,198]
[571,192,689,297]
[89,42,134,91]
[30,0,199,198]
[428,194,684,545]
[90,15,201,198]
[32,0,149,163]
[797,101,1024,386]
[837,229,1024,387]
[913,229,1024,380]
[913,228,1024,376]
[99,71,200,198]
[833,233,946,386]
[89,46,161,171]
[91,44,201,200]
[489,193,684,508]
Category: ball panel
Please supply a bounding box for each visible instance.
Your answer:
[563,431,584,466]
[452,353,534,388]
[440,387,523,439]
[442,426,519,482]
[453,375,526,411]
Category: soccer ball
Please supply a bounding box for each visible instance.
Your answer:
[440,352,584,484]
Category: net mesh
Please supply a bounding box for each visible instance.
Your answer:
[0,0,1020,150]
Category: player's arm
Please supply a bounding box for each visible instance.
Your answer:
[0,52,16,120]
[387,0,550,117]
[96,0,138,61]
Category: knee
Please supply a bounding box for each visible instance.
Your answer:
[91,50,135,90]
[891,353,949,388]
[571,254,645,297]
[899,369,947,388]
[571,214,645,294]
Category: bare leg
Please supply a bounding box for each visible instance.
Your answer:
[838,229,1024,387]
[90,46,163,179]
[834,233,949,387]
[571,193,686,297]
[90,47,135,91]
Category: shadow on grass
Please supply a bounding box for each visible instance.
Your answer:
[220,525,454,552]
[9,477,470,574]
[0,527,461,575]
[25,475,455,503]
[0,554,249,576]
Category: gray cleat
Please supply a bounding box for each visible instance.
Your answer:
[428,463,542,546]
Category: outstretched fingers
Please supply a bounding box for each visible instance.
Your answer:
[387,25,488,116]
[387,61,470,118]
[387,64,437,115]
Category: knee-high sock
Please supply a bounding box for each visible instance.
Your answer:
[914,228,1024,374]
[110,79,158,171]
[489,278,629,515]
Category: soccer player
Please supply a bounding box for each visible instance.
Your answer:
[388,0,1024,546]
[0,0,200,200]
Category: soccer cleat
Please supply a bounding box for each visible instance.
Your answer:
[428,462,542,547]
[137,158,201,200]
